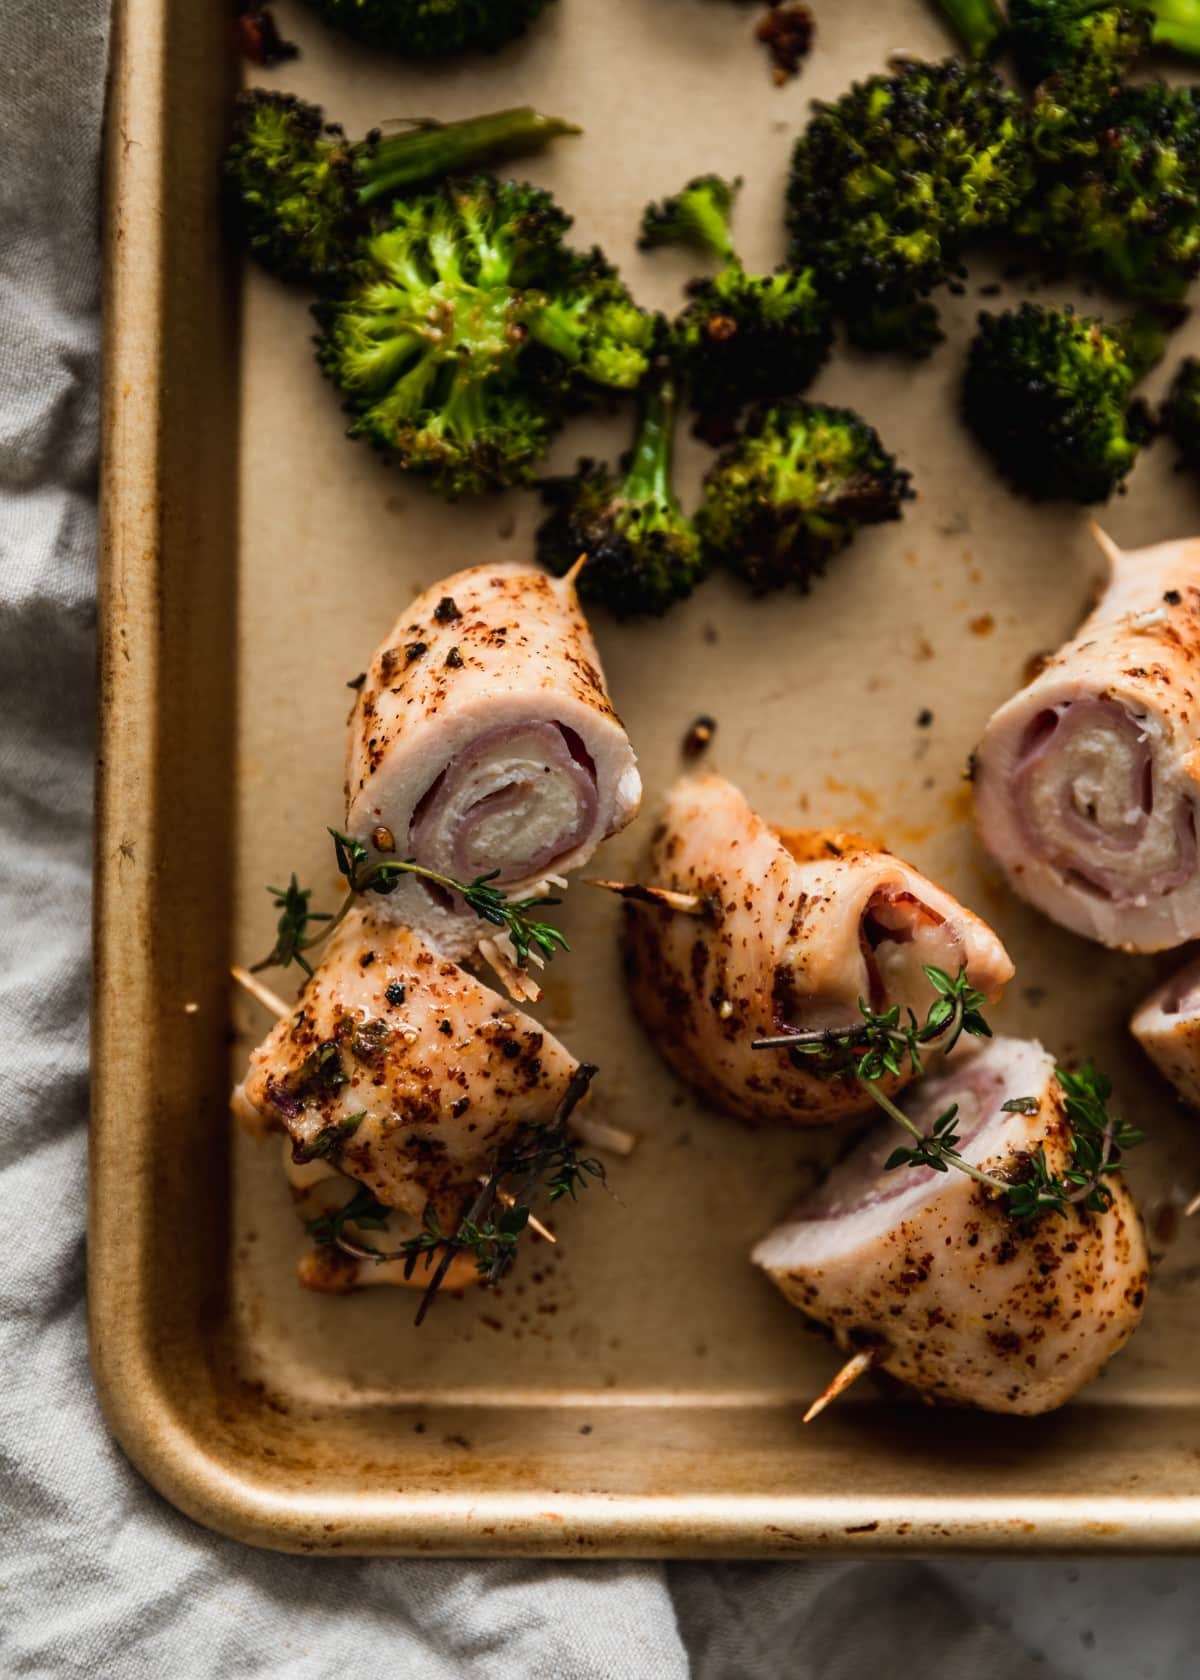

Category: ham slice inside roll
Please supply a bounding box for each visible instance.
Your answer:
[346,561,641,959]
[753,1037,1150,1415]
[622,775,1013,1126]
[975,531,1200,950]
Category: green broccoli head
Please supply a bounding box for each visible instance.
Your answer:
[314,177,653,497]
[1160,357,1200,470]
[696,400,912,594]
[225,93,581,286]
[1020,77,1200,303]
[639,174,832,411]
[1007,1,1152,83]
[1008,1,1200,83]
[962,303,1162,503]
[302,0,553,53]
[639,175,741,264]
[536,373,707,617]
[225,91,361,285]
[786,59,1034,355]
[675,265,833,415]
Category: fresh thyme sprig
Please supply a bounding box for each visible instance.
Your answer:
[752,966,1142,1227]
[305,1064,604,1323]
[252,829,569,975]
[251,875,332,976]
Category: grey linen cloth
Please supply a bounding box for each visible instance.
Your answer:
[4,4,1200,1676]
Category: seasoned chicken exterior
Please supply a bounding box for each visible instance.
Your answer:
[233,908,580,1290]
[975,531,1200,952]
[1131,955,1200,1109]
[754,1037,1150,1415]
[622,775,1013,1125]
[345,561,642,960]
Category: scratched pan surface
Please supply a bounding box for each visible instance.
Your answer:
[92,0,1200,1555]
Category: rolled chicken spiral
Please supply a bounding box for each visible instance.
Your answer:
[753,1037,1150,1415]
[1130,954,1200,1109]
[622,775,1013,1125]
[233,907,580,1292]
[345,561,642,959]
[975,532,1200,951]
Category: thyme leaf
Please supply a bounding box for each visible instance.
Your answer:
[309,1063,603,1323]
[752,966,1142,1228]
[252,831,569,974]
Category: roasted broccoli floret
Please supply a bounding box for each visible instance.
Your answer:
[224,89,578,285]
[301,0,553,54]
[536,371,706,616]
[1008,1,1200,83]
[786,60,1033,355]
[932,0,1007,58]
[313,177,655,497]
[638,174,831,415]
[962,303,1163,502]
[696,401,912,593]
[1160,356,1200,469]
[1019,74,1200,303]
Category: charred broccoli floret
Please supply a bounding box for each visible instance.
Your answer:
[1008,1,1200,83]
[696,401,912,593]
[932,0,1007,58]
[1160,356,1200,469]
[638,174,831,415]
[313,176,655,497]
[786,59,1033,355]
[224,89,578,285]
[1018,75,1200,303]
[962,304,1163,502]
[536,371,705,617]
[301,0,553,53]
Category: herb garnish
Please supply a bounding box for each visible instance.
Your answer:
[253,829,569,975]
[306,1063,603,1323]
[752,965,1143,1227]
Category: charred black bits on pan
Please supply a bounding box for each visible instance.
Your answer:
[445,646,464,669]
[434,596,462,624]
[405,641,428,663]
[1165,589,1182,605]
[683,715,717,758]
[439,1018,454,1036]
[385,982,406,1006]
[236,2,298,67]
[917,708,933,728]
[346,671,367,690]
[755,1,814,86]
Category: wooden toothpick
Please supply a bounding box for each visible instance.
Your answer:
[588,879,706,916]
[231,965,292,1020]
[803,1349,881,1424]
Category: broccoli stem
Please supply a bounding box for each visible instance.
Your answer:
[621,374,680,510]
[356,108,580,206]
[1152,0,1200,60]
[930,0,1005,57]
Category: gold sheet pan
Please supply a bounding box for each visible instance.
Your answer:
[92,0,1200,1554]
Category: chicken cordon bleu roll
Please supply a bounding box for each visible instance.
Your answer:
[1131,954,1200,1109]
[233,908,582,1293]
[975,531,1200,951]
[345,561,641,960]
[753,1037,1150,1415]
[622,775,1013,1125]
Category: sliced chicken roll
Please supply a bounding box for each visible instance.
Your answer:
[1131,955,1200,1109]
[233,907,580,1292]
[622,775,1013,1125]
[345,562,642,960]
[975,532,1200,951]
[754,1037,1150,1415]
